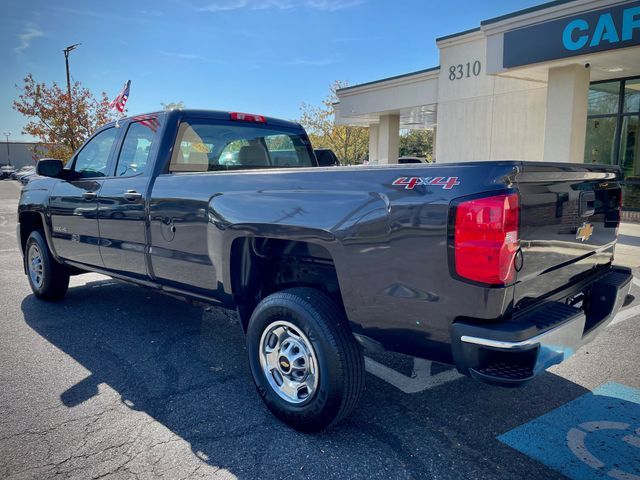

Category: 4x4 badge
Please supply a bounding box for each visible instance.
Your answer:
[576,222,594,242]
[392,176,460,190]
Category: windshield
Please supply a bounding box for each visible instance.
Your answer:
[169,119,316,173]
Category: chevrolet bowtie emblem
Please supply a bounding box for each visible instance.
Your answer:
[576,222,594,242]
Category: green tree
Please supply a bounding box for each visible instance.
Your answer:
[13,73,114,161]
[400,129,434,160]
[299,80,369,165]
[161,101,185,110]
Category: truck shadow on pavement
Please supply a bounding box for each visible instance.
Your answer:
[21,278,594,479]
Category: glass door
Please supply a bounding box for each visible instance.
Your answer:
[619,115,639,210]
[585,77,640,211]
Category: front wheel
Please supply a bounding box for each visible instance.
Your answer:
[25,230,69,301]
[246,287,365,432]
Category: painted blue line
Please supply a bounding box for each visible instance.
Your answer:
[498,382,640,480]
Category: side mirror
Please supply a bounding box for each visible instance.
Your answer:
[36,158,64,178]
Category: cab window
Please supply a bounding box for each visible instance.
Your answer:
[168,119,315,173]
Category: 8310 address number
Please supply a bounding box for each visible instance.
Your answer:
[448,61,481,81]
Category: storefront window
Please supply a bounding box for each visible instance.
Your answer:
[620,114,640,211]
[585,78,640,211]
[623,79,640,114]
[585,117,617,165]
[588,81,620,115]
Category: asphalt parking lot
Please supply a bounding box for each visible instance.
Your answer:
[0,180,639,480]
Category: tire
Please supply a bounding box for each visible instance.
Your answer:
[246,287,365,432]
[24,230,69,301]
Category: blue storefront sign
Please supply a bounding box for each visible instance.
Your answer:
[503,1,640,68]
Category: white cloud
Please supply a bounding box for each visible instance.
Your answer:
[197,0,364,12]
[158,50,206,61]
[15,23,44,55]
[304,0,364,11]
[248,55,339,69]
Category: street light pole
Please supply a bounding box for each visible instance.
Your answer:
[63,43,81,151]
[2,131,10,166]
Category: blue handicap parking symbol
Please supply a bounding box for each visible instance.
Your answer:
[498,383,640,480]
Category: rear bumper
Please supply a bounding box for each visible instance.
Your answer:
[451,266,633,387]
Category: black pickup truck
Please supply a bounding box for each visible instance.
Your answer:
[17,109,632,431]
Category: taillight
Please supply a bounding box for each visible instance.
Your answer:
[230,112,266,123]
[453,193,519,285]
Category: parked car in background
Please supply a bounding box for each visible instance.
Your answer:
[1,165,16,179]
[20,171,39,185]
[398,156,431,164]
[12,165,35,181]
[314,148,341,167]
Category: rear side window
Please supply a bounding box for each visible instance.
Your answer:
[115,120,159,176]
[168,119,314,173]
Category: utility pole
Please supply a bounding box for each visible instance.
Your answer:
[63,43,81,151]
[2,131,10,166]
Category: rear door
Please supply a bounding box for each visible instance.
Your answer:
[98,117,161,279]
[49,127,119,266]
[514,163,621,310]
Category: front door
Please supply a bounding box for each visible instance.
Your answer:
[98,119,160,279]
[49,127,119,267]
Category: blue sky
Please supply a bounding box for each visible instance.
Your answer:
[2,0,545,141]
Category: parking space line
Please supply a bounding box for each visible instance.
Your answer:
[364,356,462,393]
[610,304,640,327]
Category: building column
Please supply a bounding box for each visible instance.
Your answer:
[368,124,379,164]
[377,114,400,164]
[543,64,590,163]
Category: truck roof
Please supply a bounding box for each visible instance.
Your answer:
[105,109,303,130]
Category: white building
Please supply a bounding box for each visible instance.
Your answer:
[335,0,640,211]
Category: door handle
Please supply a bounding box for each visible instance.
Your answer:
[123,190,142,201]
[82,191,97,200]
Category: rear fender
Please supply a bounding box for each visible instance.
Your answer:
[207,190,391,329]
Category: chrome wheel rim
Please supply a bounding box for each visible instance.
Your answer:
[28,244,44,289]
[259,321,319,405]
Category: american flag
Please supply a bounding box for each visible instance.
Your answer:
[109,80,130,113]
[131,114,160,133]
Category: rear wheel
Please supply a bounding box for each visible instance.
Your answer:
[246,287,364,432]
[25,230,69,301]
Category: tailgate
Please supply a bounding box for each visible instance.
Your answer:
[514,163,622,310]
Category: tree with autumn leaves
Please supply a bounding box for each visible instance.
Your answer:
[300,80,433,164]
[13,74,115,161]
[299,80,369,165]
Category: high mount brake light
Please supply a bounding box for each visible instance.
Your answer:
[453,193,520,285]
[230,112,266,123]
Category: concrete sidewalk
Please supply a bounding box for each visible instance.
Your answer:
[615,223,640,269]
